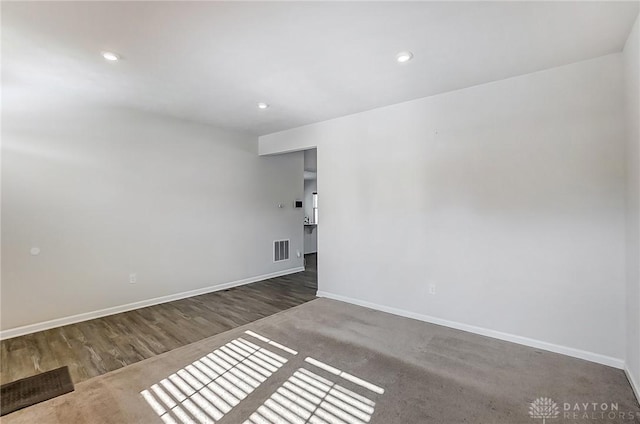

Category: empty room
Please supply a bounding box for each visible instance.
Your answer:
[1,1,639,423]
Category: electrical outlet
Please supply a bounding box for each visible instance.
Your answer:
[129,273,137,284]
[428,283,436,295]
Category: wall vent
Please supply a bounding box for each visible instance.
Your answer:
[273,239,290,262]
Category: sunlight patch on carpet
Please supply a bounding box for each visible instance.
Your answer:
[140,331,384,424]
[140,332,296,424]
[304,357,384,395]
[245,330,299,355]
[244,367,380,424]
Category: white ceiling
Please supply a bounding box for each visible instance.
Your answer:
[3,1,638,136]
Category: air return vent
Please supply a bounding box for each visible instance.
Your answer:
[273,239,290,262]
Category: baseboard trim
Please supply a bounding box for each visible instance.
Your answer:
[0,267,305,340]
[317,291,625,369]
[625,365,640,404]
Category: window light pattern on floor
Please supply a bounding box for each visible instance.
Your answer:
[140,332,295,424]
[244,360,383,424]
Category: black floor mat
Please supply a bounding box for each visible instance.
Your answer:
[1,366,74,416]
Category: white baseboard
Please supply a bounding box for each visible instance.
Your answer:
[625,365,640,404]
[317,291,625,370]
[0,267,305,340]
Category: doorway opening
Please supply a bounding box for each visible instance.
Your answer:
[303,149,317,288]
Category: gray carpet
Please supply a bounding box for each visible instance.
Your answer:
[1,298,638,423]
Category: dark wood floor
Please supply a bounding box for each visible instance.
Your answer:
[0,254,317,385]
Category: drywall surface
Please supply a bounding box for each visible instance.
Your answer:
[624,14,640,393]
[2,103,304,330]
[260,54,627,362]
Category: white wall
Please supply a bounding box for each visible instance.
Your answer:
[304,178,318,254]
[260,54,627,365]
[1,102,304,332]
[624,15,640,397]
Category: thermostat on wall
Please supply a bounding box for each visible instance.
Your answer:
[294,200,303,208]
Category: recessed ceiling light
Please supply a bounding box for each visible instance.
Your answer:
[102,51,120,61]
[257,102,269,109]
[396,51,413,63]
